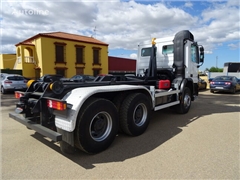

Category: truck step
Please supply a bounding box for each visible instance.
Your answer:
[9,112,62,142]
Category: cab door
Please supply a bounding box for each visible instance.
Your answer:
[184,40,199,83]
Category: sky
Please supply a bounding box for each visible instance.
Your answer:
[0,0,239,71]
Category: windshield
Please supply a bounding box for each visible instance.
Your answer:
[7,76,24,81]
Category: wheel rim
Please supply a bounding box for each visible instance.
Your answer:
[133,103,148,126]
[183,93,191,109]
[89,111,112,142]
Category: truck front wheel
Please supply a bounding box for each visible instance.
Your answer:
[174,87,191,114]
[119,93,151,136]
[75,98,118,154]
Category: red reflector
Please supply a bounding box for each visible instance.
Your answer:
[4,80,12,84]
[15,92,24,99]
[47,100,66,110]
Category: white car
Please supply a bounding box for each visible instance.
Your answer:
[0,73,28,94]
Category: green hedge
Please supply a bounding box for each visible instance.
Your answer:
[1,69,22,75]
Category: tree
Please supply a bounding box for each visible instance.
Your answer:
[209,67,223,72]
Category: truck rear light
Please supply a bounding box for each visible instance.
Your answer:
[47,99,67,110]
[15,92,24,99]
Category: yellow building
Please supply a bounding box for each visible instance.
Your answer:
[15,32,109,79]
[0,54,17,69]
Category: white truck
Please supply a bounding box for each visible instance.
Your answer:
[9,30,204,154]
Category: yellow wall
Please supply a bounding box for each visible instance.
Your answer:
[40,37,108,77]
[0,54,16,69]
[15,45,36,79]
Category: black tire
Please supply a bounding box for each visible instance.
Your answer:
[210,90,214,93]
[231,87,236,94]
[112,92,127,112]
[112,93,128,133]
[75,98,118,154]
[1,86,6,94]
[174,87,192,114]
[119,93,151,136]
[204,84,207,90]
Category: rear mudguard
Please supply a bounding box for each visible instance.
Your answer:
[54,85,152,132]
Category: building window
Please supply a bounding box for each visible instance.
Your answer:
[55,68,67,77]
[76,67,84,75]
[55,42,66,64]
[76,47,84,64]
[92,47,101,65]
[75,45,85,64]
[93,69,101,76]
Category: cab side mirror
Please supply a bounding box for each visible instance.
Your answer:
[199,46,204,63]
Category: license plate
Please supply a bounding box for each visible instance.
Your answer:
[215,87,223,89]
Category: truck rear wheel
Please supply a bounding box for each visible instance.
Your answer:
[119,93,151,136]
[75,98,118,154]
[174,87,191,114]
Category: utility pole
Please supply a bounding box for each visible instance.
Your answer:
[216,56,218,68]
[93,26,97,38]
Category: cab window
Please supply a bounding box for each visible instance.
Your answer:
[141,48,152,57]
[191,45,198,63]
[162,45,173,55]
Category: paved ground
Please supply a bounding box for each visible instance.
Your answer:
[1,90,239,179]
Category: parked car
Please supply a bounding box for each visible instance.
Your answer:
[61,75,95,82]
[0,74,28,94]
[210,76,240,94]
[38,74,64,82]
[208,78,213,83]
[198,78,207,90]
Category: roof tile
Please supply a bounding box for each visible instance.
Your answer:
[16,32,108,46]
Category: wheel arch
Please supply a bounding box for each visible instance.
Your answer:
[180,78,194,100]
[54,85,153,133]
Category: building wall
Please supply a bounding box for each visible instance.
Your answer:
[15,44,36,78]
[0,54,16,69]
[40,37,108,77]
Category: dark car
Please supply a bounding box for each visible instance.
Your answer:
[210,76,240,94]
[208,78,213,83]
[38,74,64,82]
[61,75,95,82]
[198,78,207,90]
